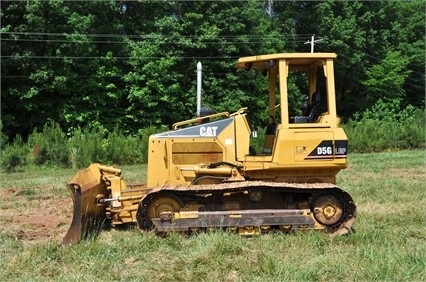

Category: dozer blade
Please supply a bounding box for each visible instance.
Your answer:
[62,164,109,245]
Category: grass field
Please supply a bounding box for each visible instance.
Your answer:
[0,150,425,281]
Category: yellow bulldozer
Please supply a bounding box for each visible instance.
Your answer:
[63,52,356,244]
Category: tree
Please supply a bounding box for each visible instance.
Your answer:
[1,0,423,139]
[123,0,286,130]
[280,0,425,119]
[362,50,411,103]
[1,0,128,138]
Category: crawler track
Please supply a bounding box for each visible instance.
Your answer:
[136,181,356,235]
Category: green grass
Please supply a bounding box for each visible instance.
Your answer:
[0,150,425,281]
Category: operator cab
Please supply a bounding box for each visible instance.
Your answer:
[236,53,342,160]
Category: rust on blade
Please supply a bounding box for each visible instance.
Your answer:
[62,164,109,245]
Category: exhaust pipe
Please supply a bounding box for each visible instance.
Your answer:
[197,61,202,117]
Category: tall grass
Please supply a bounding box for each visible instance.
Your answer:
[0,134,28,172]
[0,150,424,281]
[1,123,165,172]
[343,99,425,152]
[28,122,69,167]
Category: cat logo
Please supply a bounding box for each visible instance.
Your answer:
[200,126,218,137]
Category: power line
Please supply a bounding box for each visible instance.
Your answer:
[2,31,313,39]
[2,31,422,86]
[0,55,239,59]
[0,38,309,45]
[3,0,298,2]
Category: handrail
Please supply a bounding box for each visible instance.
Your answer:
[172,107,249,129]
[173,111,230,129]
[229,107,248,116]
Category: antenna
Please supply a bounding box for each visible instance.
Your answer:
[304,34,323,53]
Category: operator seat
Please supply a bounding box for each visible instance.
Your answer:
[291,90,321,123]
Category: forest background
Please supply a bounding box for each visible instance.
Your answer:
[1,0,425,170]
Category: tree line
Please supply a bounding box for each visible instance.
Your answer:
[1,0,425,141]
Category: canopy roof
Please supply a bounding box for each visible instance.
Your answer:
[236,53,337,70]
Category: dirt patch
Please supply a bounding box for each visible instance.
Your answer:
[14,214,69,241]
[0,188,72,244]
[0,188,20,197]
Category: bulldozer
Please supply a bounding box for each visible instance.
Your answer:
[63,52,356,244]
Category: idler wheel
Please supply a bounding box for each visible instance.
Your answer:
[146,194,183,220]
[312,194,343,226]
